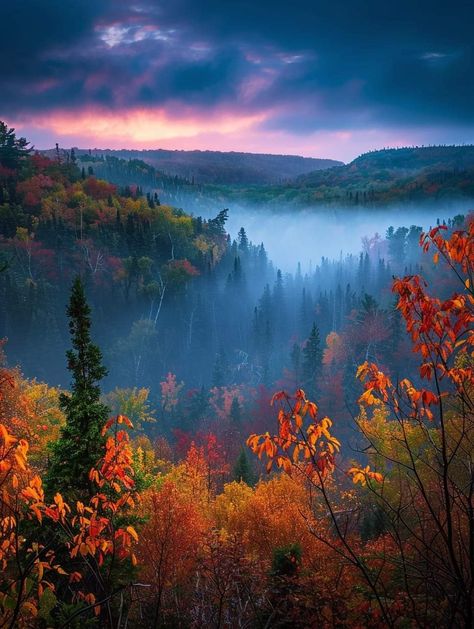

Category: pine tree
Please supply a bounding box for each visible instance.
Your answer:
[212,351,228,388]
[229,396,242,426]
[302,323,322,398]
[290,343,301,387]
[237,227,249,253]
[0,121,31,170]
[186,386,209,428]
[233,449,256,486]
[46,277,109,500]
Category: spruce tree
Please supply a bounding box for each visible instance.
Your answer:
[302,323,322,399]
[229,396,242,426]
[212,351,228,387]
[46,277,109,500]
[237,227,249,253]
[290,343,301,387]
[233,449,256,486]
[0,121,31,170]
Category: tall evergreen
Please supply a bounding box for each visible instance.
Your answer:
[0,121,31,170]
[46,277,109,500]
[212,350,228,387]
[233,449,256,486]
[229,396,242,426]
[290,343,301,387]
[302,322,322,399]
[237,227,249,253]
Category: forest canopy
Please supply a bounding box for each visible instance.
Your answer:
[0,122,473,627]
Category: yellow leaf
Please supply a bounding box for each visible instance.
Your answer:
[14,452,26,471]
[433,252,439,264]
[356,362,369,380]
[126,525,138,542]
[359,388,377,405]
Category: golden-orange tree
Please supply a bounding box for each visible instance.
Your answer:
[135,480,206,626]
[36,414,140,627]
[247,216,474,628]
[0,357,71,628]
[0,420,63,629]
[352,219,474,627]
[246,389,392,625]
[0,406,140,628]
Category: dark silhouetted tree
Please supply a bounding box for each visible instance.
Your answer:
[46,277,109,500]
[302,323,322,398]
[233,449,256,486]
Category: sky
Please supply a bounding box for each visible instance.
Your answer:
[1,0,473,161]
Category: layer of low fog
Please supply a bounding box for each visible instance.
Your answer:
[222,203,473,273]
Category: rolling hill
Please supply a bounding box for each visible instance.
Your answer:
[43,147,342,185]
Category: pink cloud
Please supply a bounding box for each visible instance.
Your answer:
[18,107,267,144]
[8,106,443,161]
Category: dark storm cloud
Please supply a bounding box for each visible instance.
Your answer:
[0,0,473,130]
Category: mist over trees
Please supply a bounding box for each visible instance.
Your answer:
[1,121,473,627]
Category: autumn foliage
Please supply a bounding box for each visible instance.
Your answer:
[245,217,474,627]
[2,125,474,626]
[0,404,139,626]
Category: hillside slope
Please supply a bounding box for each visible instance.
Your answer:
[42,147,342,185]
[200,145,474,208]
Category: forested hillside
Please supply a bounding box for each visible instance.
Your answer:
[43,147,341,185]
[201,145,474,209]
[1,122,474,627]
[3,124,465,432]
[43,145,474,217]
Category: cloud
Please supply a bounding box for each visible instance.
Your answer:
[1,0,473,157]
[20,107,268,144]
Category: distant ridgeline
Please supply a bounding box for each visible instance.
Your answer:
[0,123,469,442]
[196,145,474,209]
[41,147,342,186]
[38,144,474,212]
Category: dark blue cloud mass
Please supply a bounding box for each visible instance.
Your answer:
[0,0,473,154]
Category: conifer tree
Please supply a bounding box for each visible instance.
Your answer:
[229,396,242,426]
[0,121,31,170]
[233,449,256,486]
[302,322,322,398]
[290,343,301,387]
[46,277,109,500]
[237,227,249,253]
[212,351,228,388]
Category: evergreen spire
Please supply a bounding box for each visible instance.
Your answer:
[237,227,249,253]
[230,396,242,425]
[46,277,109,500]
[302,322,322,399]
[233,449,256,486]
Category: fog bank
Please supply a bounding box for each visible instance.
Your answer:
[224,204,472,272]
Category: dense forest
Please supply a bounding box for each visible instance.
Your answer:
[41,148,341,185]
[1,121,474,627]
[203,145,474,209]
[63,145,474,214]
